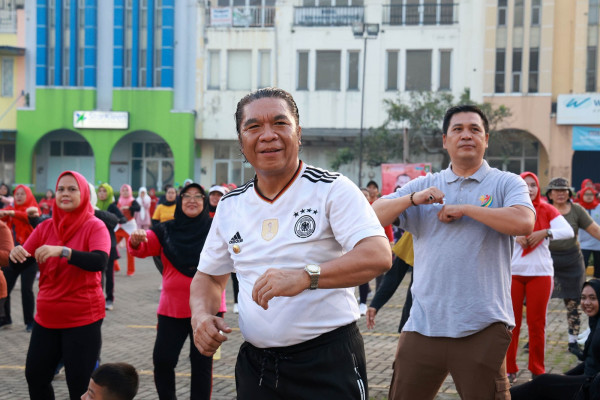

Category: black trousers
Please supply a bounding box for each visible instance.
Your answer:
[231,272,239,303]
[236,322,368,400]
[510,372,588,399]
[154,314,213,400]
[26,319,103,400]
[104,258,115,301]
[2,261,37,325]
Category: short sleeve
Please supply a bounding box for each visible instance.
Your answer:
[575,203,594,230]
[326,176,386,251]
[87,218,111,254]
[198,215,234,276]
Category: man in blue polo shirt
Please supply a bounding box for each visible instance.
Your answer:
[373,104,535,399]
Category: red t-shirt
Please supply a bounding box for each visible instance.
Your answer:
[23,218,111,329]
[128,230,193,318]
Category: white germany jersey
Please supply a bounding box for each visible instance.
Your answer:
[198,162,386,348]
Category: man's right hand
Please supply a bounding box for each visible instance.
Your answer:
[191,313,232,357]
[413,187,445,205]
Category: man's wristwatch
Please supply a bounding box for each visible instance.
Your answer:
[61,247,69,258]
[304,264,321,290]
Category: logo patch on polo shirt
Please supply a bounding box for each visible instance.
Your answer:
[479,194,493,207]
[229,232,243,244]
[262,219,278,241]
[293,208,317,238]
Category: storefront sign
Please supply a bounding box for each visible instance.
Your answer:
[573,126,600,151]
[73,111,129,129]
[211,8,233,26]
[557,94,600,125]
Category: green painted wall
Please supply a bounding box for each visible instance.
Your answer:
[16,88,195,186]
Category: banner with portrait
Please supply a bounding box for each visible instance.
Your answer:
[381,163,432,195]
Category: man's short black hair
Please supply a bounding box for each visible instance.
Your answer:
[91,363,139,400]
[366,180,379,189]
[442,105,489,135]
[234,87,300,136]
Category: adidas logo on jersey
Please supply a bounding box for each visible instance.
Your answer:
[229,232,243,244]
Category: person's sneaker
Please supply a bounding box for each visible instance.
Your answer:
[523,342,529,353]
[25,323,33,332]
[0,318,12,330]
[359,303,367,316]
[105,300,114,311]
[569,342,584,360]
[233,303,239,314]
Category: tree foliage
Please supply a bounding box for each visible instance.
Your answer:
[330,89,512,170]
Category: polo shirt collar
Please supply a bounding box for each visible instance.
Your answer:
[444,160,491,183]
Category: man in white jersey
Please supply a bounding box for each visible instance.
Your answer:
[190,88,392,399]
[373,105,536,399]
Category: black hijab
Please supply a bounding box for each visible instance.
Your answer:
[582,279,600,376]
[152,183,212,277]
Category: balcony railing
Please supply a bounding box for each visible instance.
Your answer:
[0,9,16,33]
[382,3,457,26]
[294,6,364,27]
[208,6,275,28]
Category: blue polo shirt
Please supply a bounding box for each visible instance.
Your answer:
[384,160,534,337]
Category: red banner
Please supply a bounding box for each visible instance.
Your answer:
[381,163,432,195]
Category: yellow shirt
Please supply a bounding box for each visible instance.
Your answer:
[152,203,176,223]
[392,232,414,266]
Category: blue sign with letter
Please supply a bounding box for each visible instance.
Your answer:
[573,126,600,150]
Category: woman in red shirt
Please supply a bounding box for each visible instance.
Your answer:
[38,189,55,216]
[128,183,215,399]
[0,184,40,331]
[9,171,110,400]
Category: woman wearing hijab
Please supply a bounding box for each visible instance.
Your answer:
[0,185,41,331]
[149,188,159,217]
[8,171,110,400]
[135,187,151,230]
[0,220,14,322]
[152,185,178,226]
[511,279,600,399]
[506,172,574,383]
[38,190,55,216]
[97,183,126,307]
[128,183,215,399]
[115,184,140,276]
[576,186,600,279]
[547,177,600,359]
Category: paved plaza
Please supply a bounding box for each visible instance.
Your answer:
[0,256,590,399]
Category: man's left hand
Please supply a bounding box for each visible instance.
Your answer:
[438,205,465,223]
[252,268,310,310]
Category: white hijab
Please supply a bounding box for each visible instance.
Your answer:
[136,186,151,220]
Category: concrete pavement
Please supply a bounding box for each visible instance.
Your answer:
[0,257,588,399]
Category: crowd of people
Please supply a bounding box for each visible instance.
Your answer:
[3,87,600,399]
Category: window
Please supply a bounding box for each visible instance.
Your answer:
[214,142,255,186]
[487,134,538,175]
[0,143,15,187]
[587,46,597,92]
[348,51,359,90]
[439,50,451,91]
[47,0,56,85]
[297,51,309,90]
[528,48,538,93]
[513,0,524,27]
[208,50,220,90]
[405,50,431,91]
[512,48,522,92]
[531,0,541,26]
[1,58,13,97]
[258,50,271,88]
[139,0,148,86]
[386,50,398,90]
[154,1,163,86]
[315,50,340,91]
[50,140,93,156]
[124,0,133,87]
[227,50,252,90]
[495,49,505,93]
[131,142,174,190]
[62,0,70,85]
[590,0,599,26]
[497,0,507,26]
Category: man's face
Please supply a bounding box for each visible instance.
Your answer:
[367,184,378,197]
[81,378,105,400]
[239,97,301,178]
[442,112,489,165]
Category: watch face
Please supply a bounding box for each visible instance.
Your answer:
[307,265,319,273]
